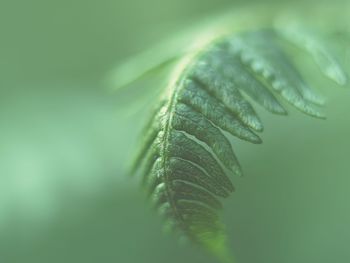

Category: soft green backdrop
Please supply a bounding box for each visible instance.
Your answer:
[0,0,349,263]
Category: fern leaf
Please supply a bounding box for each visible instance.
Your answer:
[275,21,348,86]
[130,21,348,263]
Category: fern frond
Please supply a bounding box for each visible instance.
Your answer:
[128,9,349,263]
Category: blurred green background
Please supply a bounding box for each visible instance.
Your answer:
[0,0,349,262]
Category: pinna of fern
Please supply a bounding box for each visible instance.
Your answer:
[112,7,349,263]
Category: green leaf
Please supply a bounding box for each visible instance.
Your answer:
[130,15,348,263]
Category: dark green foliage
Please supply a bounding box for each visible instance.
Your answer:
[130,24,348,262]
